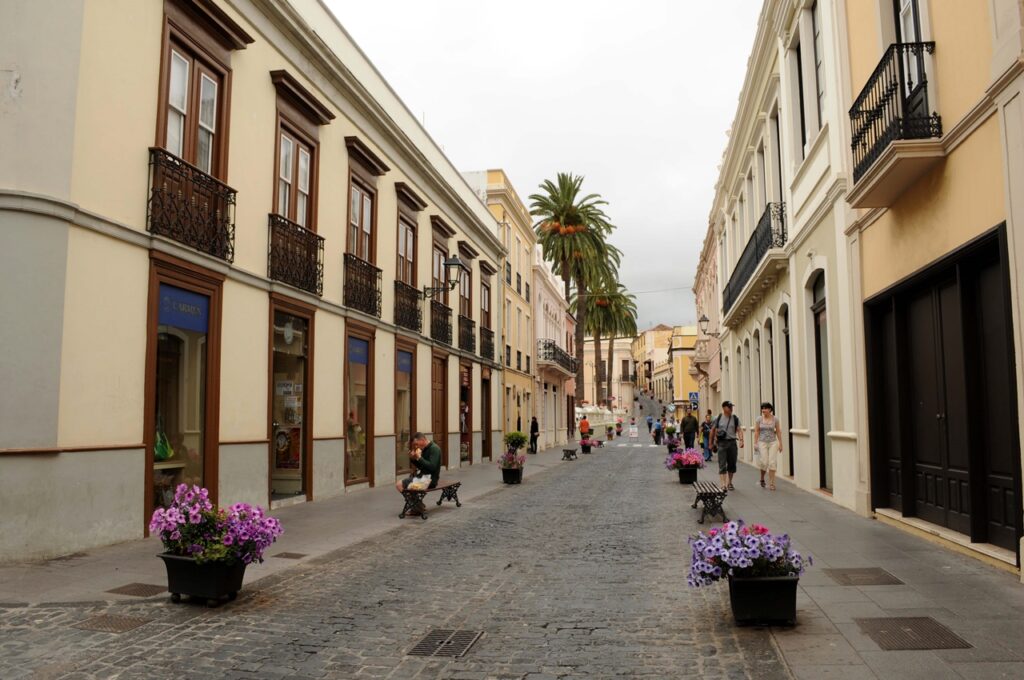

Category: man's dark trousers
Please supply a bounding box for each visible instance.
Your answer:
[683,432,696,449]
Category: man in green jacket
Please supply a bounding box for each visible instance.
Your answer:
[681,407,699,450]
[395,432,443,493]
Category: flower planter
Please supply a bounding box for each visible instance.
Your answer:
[581,444,592,454]
[501,467,523,484]
[677,467,698,484]
[727,575,799,626]
[158,553,246,607]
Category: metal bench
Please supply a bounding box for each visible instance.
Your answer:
[562,448,578,461]
[691,480,728,524]
[399,481,462,520]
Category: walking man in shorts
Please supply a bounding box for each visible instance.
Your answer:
[710,401,744,490]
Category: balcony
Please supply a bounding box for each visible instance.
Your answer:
[268,214,324,296]
[480,326,495,361]
[458,314,476,353]
[536,339,576,376]
[430,299,452,345]
[147,147,235,261]
[343,253,382,318]
[394,280,422,332]
[722,203,786,327]
[848,42,943,208]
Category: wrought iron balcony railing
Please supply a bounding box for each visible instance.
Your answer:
[430,299,452,345]
[458,315,476,353]
[723,202,786,314]
[394,280,422,332]
[268,214,324,296]
[537,339,577,374]
[343,253,382,318]
[480,326,495,361]
[147,147,236,261]
[850,42,941,182]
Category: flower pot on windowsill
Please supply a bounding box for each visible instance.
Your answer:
[727,575,799,626]
[677,467,698,484]
[158,554,246,607]
[501,467,523,484]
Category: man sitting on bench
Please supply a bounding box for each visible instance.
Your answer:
[395,433,442,514]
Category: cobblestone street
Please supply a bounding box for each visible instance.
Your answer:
[0,428,788,680]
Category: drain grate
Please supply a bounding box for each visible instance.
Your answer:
[74,614,150,633]
[272,552,308,560]
[825,568,904,586]
[855,617,971,650]
[106,583,167,597]
[408,629,483,658]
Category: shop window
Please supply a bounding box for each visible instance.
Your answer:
[271,310,309,500]
[346,335,371,483]
[396,349,414,475]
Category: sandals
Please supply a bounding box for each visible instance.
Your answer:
[769,484,776,491]
[760,479,766,488]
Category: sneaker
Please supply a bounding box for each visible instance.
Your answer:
[727,483,735,491]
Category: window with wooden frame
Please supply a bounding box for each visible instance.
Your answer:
[349,181,375,261]
[459,266,472,317]
[276,128,314,228]
[481,282,491,329]
[397,216,416,285]
[270,70,333,231]
[432,244,449,305]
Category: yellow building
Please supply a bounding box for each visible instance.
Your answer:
[845,0,1024,565]
[631,324,673,394]
[465,170,536,435]
[669,326,699,420]
[0,0,505,560]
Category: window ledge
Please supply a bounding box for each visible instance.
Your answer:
[847,138,946,208]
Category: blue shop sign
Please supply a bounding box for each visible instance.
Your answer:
[397,350,413,373]
[348,337,369,365]
[158,284,209,333]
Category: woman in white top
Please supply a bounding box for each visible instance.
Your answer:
[756,402,784,491]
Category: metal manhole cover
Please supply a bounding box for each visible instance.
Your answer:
[74,614,150,633]
[106,583,167,597]
[408,629,483,658]
[855,617,971,650]
[272,552,308,559]
[825,568,904,586]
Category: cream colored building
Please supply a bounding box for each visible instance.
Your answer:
[845,0,1024,566]
[631,324,673,394]
[651,356,673,407]
[465,169,536,435]
[0,0,505,560]
[669,326,699,420]
[704,0,863,512]
[532,247,573,450]
[582,337,635,412]
[693,233,723,414]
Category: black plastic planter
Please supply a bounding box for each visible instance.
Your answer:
[728,575,799,626]
[501,467,523,484]
[159,553,246,607]
[677,467,698,484]
[581,444,592,454]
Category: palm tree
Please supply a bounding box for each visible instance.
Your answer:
[530,173,618,405]
[580,282,637,406]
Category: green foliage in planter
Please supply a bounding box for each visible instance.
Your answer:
[504,431,528,451]
[665,425,677,436]
[605,425,614,433]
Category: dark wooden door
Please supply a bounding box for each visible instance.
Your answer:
[481,379,491,460]
[965,251,1020,550]
[431,356,447,468]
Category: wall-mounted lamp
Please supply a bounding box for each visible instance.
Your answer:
[698,314,720,338]
[422,256,467,299]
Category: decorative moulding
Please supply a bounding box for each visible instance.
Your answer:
[395,182,427,211]
[270,70,335,126]
[169,0,255,51]
[345,136,390,176]
[430,215,456,239]
[457,240,479,260]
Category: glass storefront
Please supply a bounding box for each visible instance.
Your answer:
[153,284,209,511]
[271,311,308,500]
[346,336,370,482]
[459,364,471,462]
[396,350,413,474]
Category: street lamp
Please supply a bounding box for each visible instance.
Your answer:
[698,314,720,338]
[422,256,467,299]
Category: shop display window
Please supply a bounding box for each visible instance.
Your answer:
[271,311,308,500]
[346,336,370,482]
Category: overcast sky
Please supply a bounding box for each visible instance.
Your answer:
[327,0,761,330]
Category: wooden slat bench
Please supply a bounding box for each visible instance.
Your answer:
[399,481,462,520]
[562,448,578,461]
[691,480,728,524]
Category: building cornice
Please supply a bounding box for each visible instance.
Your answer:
[239,0,503,258]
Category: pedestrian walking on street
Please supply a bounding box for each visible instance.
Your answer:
[646,414,653,433]
[700,411,713,461]
[756,402,783,490]
[681,407,699,450]
[529,416,540,454]
[579,415,590,439]
[710,401,743,491]
[653,417,663,445]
